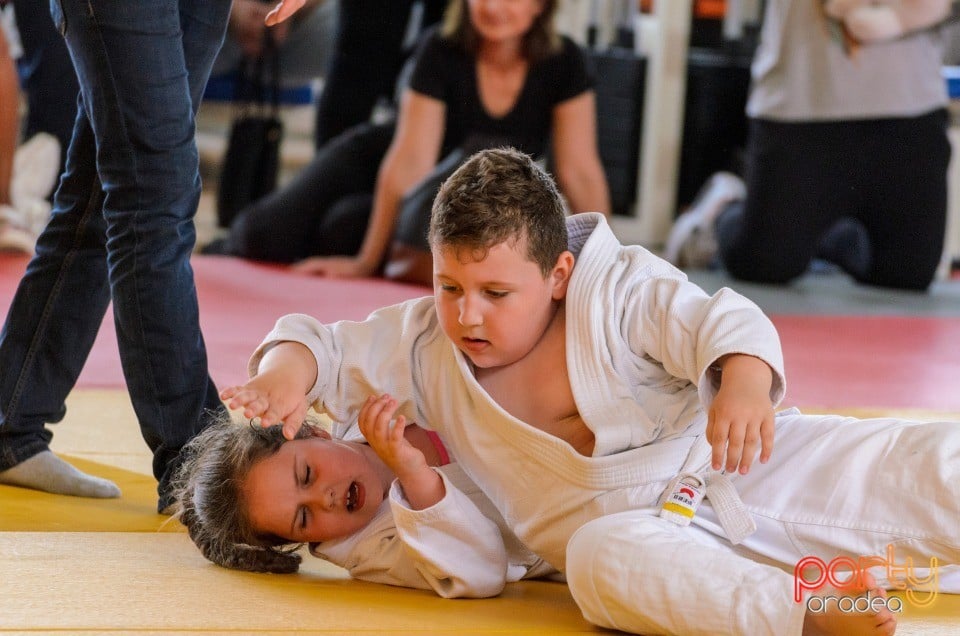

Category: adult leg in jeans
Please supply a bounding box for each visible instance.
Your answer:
[0,0,231,512]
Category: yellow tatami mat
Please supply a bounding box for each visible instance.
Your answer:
[0,456,177,533]
[0,532,592,634]
[2,389,958,634]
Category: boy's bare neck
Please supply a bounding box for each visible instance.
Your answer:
[476,306,595,457]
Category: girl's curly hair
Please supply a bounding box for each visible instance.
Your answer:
[171,415,324,574]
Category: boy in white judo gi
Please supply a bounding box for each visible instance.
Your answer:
[223,147,958,635]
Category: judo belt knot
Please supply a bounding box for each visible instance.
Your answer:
[657,436,757,545]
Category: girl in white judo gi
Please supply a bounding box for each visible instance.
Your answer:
[220,148,958,635]
[172,410,555,597]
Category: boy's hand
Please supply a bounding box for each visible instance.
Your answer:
[705,355,775,475]
[358,395,428,478]
[220,368,309,440]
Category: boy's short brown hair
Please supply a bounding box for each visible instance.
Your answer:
[428,147,568,276]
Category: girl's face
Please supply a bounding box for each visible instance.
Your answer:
[432,237,570,371]
[467,0,544,46]
[243,432,385,543]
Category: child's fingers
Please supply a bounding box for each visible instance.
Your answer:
[759,414,775,464]
[725,424,746,473]
[709,418,730,471]
[280,401,307,440]
[225,390,267,416]
[221,386,256,409]
[736,424,760,474]
[357,395,377,431]
[359,395,397,442]
[391,414,407,443]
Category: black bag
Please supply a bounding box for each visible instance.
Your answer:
[216,31,283,228]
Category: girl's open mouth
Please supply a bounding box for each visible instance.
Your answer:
[346,481,364,512]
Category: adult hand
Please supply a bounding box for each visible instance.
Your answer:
[230,0,289,57]
[842,6,904,42]
[290,255,375,278]
[264,0,307,27]
[822,0,871,21]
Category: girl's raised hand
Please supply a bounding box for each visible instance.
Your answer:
[358,394,427,478]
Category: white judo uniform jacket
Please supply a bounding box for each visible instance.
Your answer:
[252,214,959,635]
[308,421,556,598]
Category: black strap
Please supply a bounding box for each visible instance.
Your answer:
[234,29,281,117]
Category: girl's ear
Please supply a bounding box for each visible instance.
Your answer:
[550,250,575,300]
[302,425,332,440]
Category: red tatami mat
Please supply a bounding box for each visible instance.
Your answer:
[774,315,960,412]
[2,254,959,412]
[0,254,429,391]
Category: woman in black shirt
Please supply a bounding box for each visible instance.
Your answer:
[216,0,610,286]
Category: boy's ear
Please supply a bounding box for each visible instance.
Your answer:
[550,251,575,300]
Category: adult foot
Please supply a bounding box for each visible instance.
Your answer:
[0,450,121,498]
[662,171,746,269]
[0,211,37,255]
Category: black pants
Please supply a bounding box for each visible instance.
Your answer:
[12,0,79,176]
[224,121,395,262]
[716,110,951,291]
[314,0,445,146]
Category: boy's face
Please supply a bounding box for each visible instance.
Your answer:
[243,432,384,543]
[432,237,571,370]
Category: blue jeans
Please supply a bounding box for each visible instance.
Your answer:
[0,0,231,509]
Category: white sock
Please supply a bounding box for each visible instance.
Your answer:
[0,451,121,498]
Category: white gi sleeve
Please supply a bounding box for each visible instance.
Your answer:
[310,470,510,598]
[622,276,786,408]
[386,469,512,598]
[248,298,444,425]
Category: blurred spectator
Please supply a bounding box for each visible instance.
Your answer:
[666,0,953,291]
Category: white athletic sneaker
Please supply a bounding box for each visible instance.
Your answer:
[0,206,37,255]
[15,196,52,237]
[11,132,61,205]
[662,172,746,269]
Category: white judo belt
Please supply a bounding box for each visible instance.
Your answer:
[657,435,756,544]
